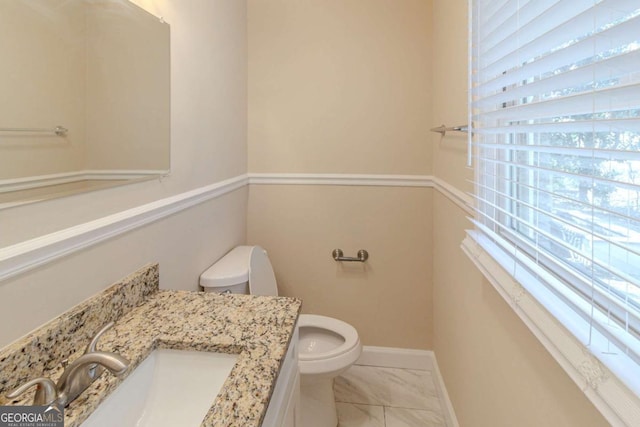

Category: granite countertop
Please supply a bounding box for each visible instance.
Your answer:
[0,265,301,427]
[66,290,301,427]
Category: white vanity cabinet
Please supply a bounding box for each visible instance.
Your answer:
[261,326,300,427]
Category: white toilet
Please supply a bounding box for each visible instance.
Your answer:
[200,246,362,427]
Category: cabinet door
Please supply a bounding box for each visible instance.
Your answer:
[261,326,300,427]
[282,372,300,427]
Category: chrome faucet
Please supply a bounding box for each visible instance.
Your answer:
[6,322,130,407]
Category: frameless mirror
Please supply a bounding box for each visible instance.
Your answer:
[0,0,170,209]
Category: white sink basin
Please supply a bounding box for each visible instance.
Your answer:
[81,349,238,427]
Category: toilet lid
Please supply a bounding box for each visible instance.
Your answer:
[248,246,279,296]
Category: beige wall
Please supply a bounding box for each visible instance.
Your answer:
[430,0,471,192]
[0,0,248,347]
[248,0,432,175]
[431,0,609,425]
[247,0,434,348]
[433,195,608,427]
[0,0,86,179]
[0,189,247,347]
[248,185,432,348]
[85,1,170,171]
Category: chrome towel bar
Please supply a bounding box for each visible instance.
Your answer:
[332,249,369,262]
[430,124,468,136]
[0,125,68,136]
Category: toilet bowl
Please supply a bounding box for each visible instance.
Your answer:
[297,314,361,427]
[298,314,361,378]
[200,246,362,427]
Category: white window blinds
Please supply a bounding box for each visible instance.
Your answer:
[470,0,640,398]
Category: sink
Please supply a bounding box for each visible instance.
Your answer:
[81,349,238,427]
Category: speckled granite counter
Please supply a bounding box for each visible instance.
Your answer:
[0,264,301,427]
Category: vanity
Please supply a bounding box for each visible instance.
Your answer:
[0,264,302,426]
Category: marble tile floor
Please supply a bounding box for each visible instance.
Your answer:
[334,364,447,427]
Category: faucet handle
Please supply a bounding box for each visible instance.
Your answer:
[85,321,115,354]
[6,377,57,406]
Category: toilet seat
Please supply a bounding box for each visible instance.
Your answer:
[298,314,359,361]
[298,314,361,377]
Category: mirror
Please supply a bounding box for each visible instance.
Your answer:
[0,0,170,209]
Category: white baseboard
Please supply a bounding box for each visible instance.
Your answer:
[431,352,461,427]
[355,346,459,427]
[356,345,460,427]
[356,345,434,370]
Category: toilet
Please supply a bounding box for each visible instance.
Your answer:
[200,246,362,427]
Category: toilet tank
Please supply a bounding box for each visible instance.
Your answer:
[200,246,253,294]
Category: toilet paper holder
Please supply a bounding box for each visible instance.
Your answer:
[332,249,369,262]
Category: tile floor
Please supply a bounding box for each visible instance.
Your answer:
[334,364,447,427]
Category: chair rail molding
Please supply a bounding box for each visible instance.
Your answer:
[0,173,467,283]
[248,173,434,187]
[0,174,249,282]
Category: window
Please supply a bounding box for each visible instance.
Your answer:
[468,0,640,422]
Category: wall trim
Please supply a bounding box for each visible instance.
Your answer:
[0,174,248,282]
[248,173,473,213]
[432,176,474,215]
[355,346,459,427]
[0,170,169,193]
[356,345,434,370]
[248,173,434,187]
[0,173,467,284]
[431,353,461,427]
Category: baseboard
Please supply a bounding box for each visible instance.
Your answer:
[431,353,461,427]
[356,346,459,427]
[356,345,434,370]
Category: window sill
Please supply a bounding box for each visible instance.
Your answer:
[462,231,640,427]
